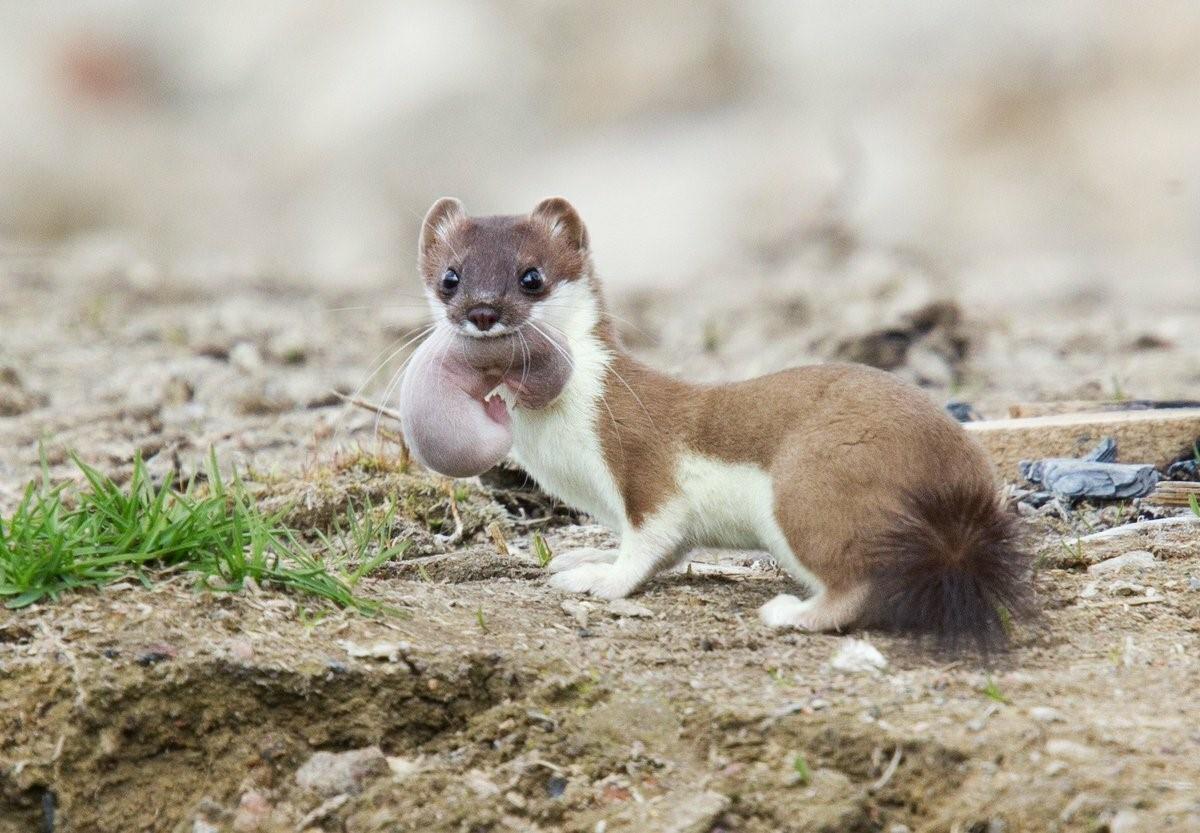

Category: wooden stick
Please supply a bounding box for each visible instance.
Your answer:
[1146,481,1200,508]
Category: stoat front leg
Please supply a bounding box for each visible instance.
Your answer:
[549,513,686,600]
[546,547,617,573]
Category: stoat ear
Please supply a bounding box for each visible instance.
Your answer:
[532,197,588,252]
[419,197,466,264]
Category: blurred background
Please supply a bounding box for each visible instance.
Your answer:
[1,1,1199,495]
[1,0,1197,303]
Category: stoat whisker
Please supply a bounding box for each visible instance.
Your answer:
[336,322,436,442]
[524,320,624,450]
[538,317,657,437]
[373,324,447,443]
[516,328,532,393]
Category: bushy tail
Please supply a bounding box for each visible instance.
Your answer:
[864,482,1033,653]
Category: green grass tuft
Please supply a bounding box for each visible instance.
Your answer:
[791,754,811,785]
[0,451,406,613]
[532,533,554,568]
[982,676,1011,705]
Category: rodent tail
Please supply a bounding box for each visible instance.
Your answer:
[863,481,1034,653]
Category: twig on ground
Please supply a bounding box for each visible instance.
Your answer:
[335,392,404,424]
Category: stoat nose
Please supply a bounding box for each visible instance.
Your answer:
[466,306,500,332]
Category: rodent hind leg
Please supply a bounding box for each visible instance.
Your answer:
[547,547,618,574]
[548,514,684,600]
[759,584,869,632]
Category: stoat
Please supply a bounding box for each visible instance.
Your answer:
[413,196,1031,649]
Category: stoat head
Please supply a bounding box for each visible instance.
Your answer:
[418,197,592,339]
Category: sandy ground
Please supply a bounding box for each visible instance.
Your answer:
[2,248,1200,832]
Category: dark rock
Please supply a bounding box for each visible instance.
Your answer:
[946,401,981,422]
[546,776,568,798]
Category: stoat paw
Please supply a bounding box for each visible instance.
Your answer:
[548,563,630,600]
[546,547,618,574]
[758,594,814,630]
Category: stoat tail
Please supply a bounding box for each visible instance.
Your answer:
[864,482,1033,652]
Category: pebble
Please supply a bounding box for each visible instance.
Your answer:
[657,790,730,833]
[1028,706,1064,723]
[546,776,568,798]
[1108,580,1146,597]
[231,790,272,832]
[192,821,219,833]
[830,639,888,674]
[561,599,591,628]
[1045,738,1097,763]
[294,794,350,830]
[1188,576,1200,592]
[1110,808,1141,833]
[340,640,412,662]
[606,599,653,618]
[295,746,389,796]
[1087,550,1156,575]
[387,756,420,780]
[228,639,254,662]
[229,341,264,374]
[464,769,501,798]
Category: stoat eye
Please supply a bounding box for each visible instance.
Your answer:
[440,268,460,293]
[519,267,545,294]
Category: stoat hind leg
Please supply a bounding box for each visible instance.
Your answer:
[759,585,870,632]
[549,512,685,600]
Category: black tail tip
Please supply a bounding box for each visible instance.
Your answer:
[864,482,1035,655]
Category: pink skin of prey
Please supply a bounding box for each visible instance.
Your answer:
[398,325,572,478]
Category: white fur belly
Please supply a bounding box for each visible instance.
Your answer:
[675,454,821,590]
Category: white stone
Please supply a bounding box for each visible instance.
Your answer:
[606,599,653,618]
[830,639,888,674]
[1028,706,1065,723]
[1087,550,1156,575]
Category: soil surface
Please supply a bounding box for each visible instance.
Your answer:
[3,251,1200,833]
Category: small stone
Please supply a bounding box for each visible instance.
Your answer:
[504,790,527,809]
[193,820,219,833]
[888,826,913,833]
[658,790,730,833]
[830,639,888,674]
[231,790,271,832]
[546,776,568,798]
[229,341,264,374]
[606,599,653,618]
[1188,576,1200,592]
[464,769,501,798]
[561,599,591,628]
[1108,580,1146,597]
[1078,582,1100,599]
[340,641,411,662]
[294,794,350,830]
[387,757,420,780]
[1028,706,1064,723]
[1087,550,1156,575]
[1045,738,1097,763]
[228,639,254,662]
[296,747,388,796]
[1110,808,1141,833]
[267,330,309,364]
